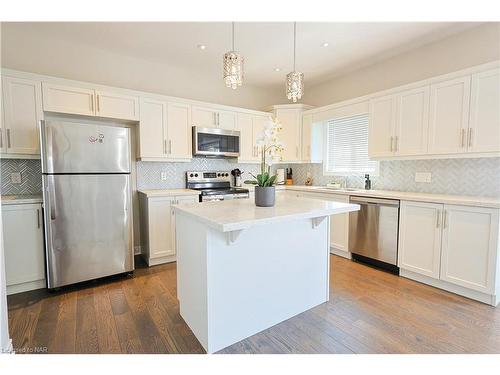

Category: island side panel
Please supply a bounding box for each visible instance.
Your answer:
[176,212,209,352]
[206,216,330,353]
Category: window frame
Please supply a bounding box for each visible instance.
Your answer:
[322,112,379,177]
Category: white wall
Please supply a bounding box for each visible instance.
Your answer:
[306,23,500,106]
[0,23,282,110]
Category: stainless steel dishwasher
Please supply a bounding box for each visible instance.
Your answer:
[348,196,400,273]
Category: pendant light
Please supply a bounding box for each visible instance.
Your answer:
[286,22,304,102]
[223,22,244,89]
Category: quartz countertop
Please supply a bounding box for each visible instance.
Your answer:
[138,189,200,197]
[1,194,43,205]
[285,185,500,209]
[174,194,359,232]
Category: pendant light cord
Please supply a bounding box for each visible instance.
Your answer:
[232,22,235,51]
[293,21,296,71]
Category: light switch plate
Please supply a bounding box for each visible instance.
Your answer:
[10,172,22,184]
[160,171,168,181]
[415,172,432,183]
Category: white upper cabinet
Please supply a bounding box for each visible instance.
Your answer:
[95,90,139,121]
[192,106,236,129]
[274,108,302,162]
[192,106,218,128]
[398,201,442,279]
[167,102,191,159]
[368,94,397,158]
[43,83,139,121]
[301,114,312,162]
[237,113,255,162]
[138,98,191,160]
[440,205,498,294]
[468,68,500,153]
[428,76,471,155]
[369,86,429,158]
[395,86,430,156]
[217,110,237,130]
[1,76,43,155]
[138,97,166,158]
[42,83,95,116]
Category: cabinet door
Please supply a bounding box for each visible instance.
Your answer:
[398,201,442,279]
[192,106,217,128]
[2,204,44,287]
[301,114,312,162]
[138,98,167,158]
[217,110,237,130]
[148,198,175,259]
[395,86,429,156]
[276,109,301,161]
[428,76,471,155]
[468,68,500,153]
[171,196,199,256]
[2,76,43,155]
[328,194,349,255]
[167,102,192,159]
[237,113,256,161]
[252,115,269,159]
[440,205,498,293]
[42,83,95,116]
[368,95,396,158]
[95,90,139,121]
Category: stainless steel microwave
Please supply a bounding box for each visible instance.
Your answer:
[192,126,240,158]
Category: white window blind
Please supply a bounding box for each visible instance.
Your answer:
[325,113,378,175]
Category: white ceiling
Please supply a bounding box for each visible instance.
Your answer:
[2,22,481,89]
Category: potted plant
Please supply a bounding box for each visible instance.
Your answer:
[244,118,284,207]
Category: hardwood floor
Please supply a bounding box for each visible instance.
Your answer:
[7,255,500,354]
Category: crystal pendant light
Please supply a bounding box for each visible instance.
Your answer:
[223,22,244,89]
[286,22,304,102]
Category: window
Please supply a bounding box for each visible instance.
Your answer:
[324,113,378,175]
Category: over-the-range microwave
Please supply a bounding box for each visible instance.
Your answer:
[192,126,240,158]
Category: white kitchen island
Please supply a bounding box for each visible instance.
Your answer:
[174,194,360,353]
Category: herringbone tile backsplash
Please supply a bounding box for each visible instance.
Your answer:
[0,159,42,195]
[2,157,499,198]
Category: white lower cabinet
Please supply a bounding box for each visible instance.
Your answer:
[399,200,499,305]
[139,193,198,266]
[2,203,45,295]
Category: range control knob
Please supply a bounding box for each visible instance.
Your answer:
[189,173,194,177]
[225,173,229,177]
[194,173,198,177]
[217,173,221,177]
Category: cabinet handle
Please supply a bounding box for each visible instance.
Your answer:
[6,129,11,148]
[97,94,100,113]
[461,129,466,148]
[0,128,3,148]
[468,128,473,148]
[169,140,172,154]
[163,139,167,154]
[217,113,220,126]
[390,136,394,152]
[37,209,40,228]
[443,210,448,229]
[395,136,398,152]
[213,112,217,126]
[436,210,441,228]
[90,94,94,112]
[296,146,298,158]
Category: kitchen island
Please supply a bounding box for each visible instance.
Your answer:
[174,194,359,353]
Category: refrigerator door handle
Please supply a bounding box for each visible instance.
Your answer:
[48,175,57,220]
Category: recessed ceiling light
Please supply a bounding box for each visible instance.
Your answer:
[322,42,329,47]
[198,44,207,50]
[274,67,281,72]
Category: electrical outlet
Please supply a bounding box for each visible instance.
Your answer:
[415,172,432,183]
[10,172,21,184]
[160,171,168,181]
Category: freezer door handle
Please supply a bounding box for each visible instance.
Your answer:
[48,175,57,220]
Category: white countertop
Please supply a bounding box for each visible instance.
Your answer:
[174,194,359,232]
[138,189,200,197]
[1,195,43,205]
[285,185,500,208]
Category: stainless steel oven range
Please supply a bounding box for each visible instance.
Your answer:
[186,171,249,202]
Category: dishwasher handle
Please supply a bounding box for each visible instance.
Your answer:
[349,196,400,207]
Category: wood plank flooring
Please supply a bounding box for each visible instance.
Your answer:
[7,255,500,354]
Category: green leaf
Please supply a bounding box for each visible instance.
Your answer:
[243,180,257,185]
[267,174,277,186]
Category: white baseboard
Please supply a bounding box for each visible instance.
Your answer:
[329,247,351,259]
[400,269,498,306]
[7,279,46,296]
[144,254,176,266]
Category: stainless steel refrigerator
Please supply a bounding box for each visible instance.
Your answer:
[40,120,134,288]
